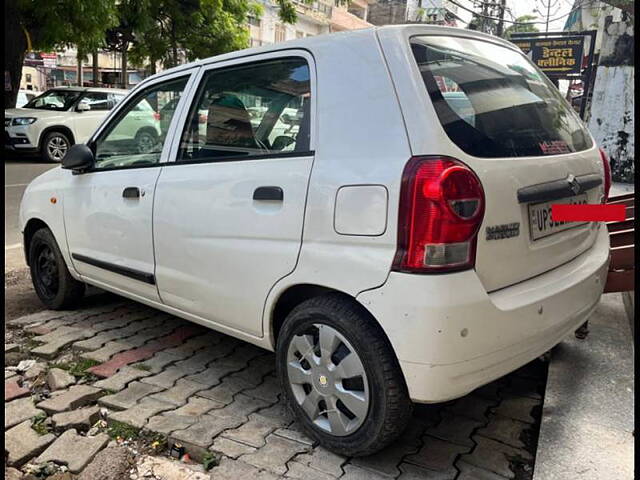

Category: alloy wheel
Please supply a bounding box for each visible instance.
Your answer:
[286,323,370,436]
[47,135,68,161]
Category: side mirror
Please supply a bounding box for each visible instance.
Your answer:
[77,102,91,112]
[62,144,94,172]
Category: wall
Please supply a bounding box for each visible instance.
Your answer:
[586,15,634,183]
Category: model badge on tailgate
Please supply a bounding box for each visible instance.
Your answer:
[486,222,520,240]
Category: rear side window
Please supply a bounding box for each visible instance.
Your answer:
[178,57,311,163]
[410,36,592,158]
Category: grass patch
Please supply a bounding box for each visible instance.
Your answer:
[55,358,100,379]
[31,413,51,436]
[107,420,141,441]
[202,451,220,471]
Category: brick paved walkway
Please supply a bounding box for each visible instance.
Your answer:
[5,298,547,479]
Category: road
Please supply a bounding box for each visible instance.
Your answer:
[4,154,57,268]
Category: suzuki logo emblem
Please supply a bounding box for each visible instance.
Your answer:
[567,174,581,195]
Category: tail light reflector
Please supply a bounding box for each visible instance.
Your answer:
[153,112,161,121]
[599,147,611,203]
[392,156,485,273]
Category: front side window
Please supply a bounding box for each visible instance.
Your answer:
[93,77,188,170]
[410,36,592,158]
[79,92,112,111]
[23,90,82,111]
[178,57,311,162]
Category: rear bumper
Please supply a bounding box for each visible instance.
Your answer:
[357,225,610,403]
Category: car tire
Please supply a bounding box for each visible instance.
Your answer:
[135,129,158,154]
[29,228,85,310]
[41,131,72,163]
[276,293,412,456]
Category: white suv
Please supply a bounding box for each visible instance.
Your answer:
[5,86,130,162]
[19,26,611,456]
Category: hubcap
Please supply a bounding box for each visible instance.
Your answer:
[47,135,68,161]
[35,245,59,299]
[137,133,155,153]
[287,323,369,436]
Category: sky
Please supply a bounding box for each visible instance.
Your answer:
[453,0,578,32]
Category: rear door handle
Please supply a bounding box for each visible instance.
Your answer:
[253,186,283,201]
[123,187,141,199]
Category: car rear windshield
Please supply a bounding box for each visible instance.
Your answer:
[410,36,592,158]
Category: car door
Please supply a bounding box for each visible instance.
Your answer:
[153,53,315,337]
[63,71,195,301]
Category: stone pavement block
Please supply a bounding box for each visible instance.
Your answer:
[5,420,56,467]
[163,332,222,355]
[397,463,456,479]
[215,393,271,421]
[77,445,133,480]
[109,398,174,428]
[24,362,47,380]
[210,436,258,459]
[135,455,211,480]
[351,422,424,477]
[241,433,311,475]
[472,381,504,401]
[446,394,498,422]
[172,396,223,416]
[36,429,110,473]
[222,415,280,448]
[4,467,23,480]
[150,378,206,406]
[47,368,76,391]
[273,425,315,446]
[141,363,198,389]
[5,397,44,429]
[460,435,531,478]
[5,380,30,402]
[146,414,199,434]
[170,413,245,450]
[36,385,102,414]
[196,374,253,404]
[5,369,18,380]
[243,375,282,403]
[81,341,131,363]
[5,343,19,353]
[404,436,470,475]
[32,325,84,343]
[132,351,182,374]
[210,457,282,480]
[426,411,484,448]
[185,362,242,388]
[232,355,276,386]
[52,405,101,431]
[98,381,163,410]
[492,395,539,424]
[93,366,151,392]
[31,330,95,358]
[456,461,509,480]
[252,400,293,426]
[286,461,337,480]
[477,414,529,449]
[7,309,68,327]
[294,446,346,477]
[341,464,395,480]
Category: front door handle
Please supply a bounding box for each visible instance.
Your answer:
[253,186,283,201]
[123,187,140,199]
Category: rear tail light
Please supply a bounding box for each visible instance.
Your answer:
[198,113,207,124]
[599,147,611,203]
[153,112,161,121]
[392,156,485,273]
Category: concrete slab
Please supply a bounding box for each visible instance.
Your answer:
[533,293,634,480]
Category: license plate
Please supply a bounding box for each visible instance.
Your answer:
[528,194,588,241]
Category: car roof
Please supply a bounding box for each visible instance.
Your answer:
[46,86,130,94]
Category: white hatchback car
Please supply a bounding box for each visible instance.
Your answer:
[19,26,611,456]
[4,86,134,162]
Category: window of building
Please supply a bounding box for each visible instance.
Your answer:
[248,16,261,27]
[296,31,304,39]
[275,24,286,43]
[178,57,311,163]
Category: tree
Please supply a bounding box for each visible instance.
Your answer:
[504,14,540,39]
[4,0,117,108]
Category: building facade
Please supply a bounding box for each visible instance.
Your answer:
[367,0,460,27]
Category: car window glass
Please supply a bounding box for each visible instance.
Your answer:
[178,57,311,163]
[80,92,112,111]
[24,90,81,111]
[93,78,188,170]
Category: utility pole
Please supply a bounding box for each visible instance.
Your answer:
[535,0,561,33]
[496,0,507,37]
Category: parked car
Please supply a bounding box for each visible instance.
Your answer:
[19,26,611,456]
[4,86,129,162]
[16,90,37,108]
